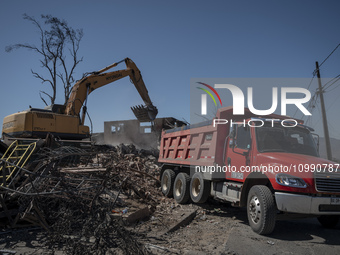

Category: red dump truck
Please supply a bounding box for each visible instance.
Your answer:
[158,106,340,234]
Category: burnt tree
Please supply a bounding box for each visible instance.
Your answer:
[6,14,83,105]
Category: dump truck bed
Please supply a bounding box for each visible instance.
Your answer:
[158,106,295,167]
[158,120,223,166]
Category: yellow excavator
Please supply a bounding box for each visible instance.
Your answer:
[1,58,158,142]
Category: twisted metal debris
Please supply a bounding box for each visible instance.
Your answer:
[0,143,160,254]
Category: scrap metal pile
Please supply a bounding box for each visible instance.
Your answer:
[0,143,161,255]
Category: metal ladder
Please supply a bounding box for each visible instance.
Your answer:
[0,140,37,187]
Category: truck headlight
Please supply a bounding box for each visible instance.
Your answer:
[276,174,307,188]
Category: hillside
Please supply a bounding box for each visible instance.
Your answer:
[319,137,340,162]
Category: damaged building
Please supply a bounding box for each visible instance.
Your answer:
[102,117,187,149]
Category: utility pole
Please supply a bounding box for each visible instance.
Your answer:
[315,61,332,161]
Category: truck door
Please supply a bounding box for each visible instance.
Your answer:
[225,124,251,181]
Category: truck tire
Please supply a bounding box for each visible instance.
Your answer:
[161,169,175,197]
[190,172,210,203]
[317,215,340,228]
[247,185,276,235]
[173,173,191,204]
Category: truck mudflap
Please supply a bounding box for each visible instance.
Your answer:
[275,192,340,215]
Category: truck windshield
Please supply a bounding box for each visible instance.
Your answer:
[255,122,318,157]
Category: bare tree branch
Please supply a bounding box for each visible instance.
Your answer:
[31,69,53,88]
[39,91,51,106]
[6,14,83,106]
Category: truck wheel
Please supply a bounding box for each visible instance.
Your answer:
[190,172,210,203]
[317,215,340,228]
[247,185,276,235]
[161,169,175,197]
[173,173,191,204]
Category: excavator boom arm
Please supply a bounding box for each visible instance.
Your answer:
[65,58,158,123]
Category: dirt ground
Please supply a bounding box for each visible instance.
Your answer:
[1,197,340,255]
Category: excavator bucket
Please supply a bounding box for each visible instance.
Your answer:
[131,105,158,122]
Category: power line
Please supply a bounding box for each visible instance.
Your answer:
[307,75,316,90]
[327,80,340,92]
[326,94,340,112]
[310,42,340,92]
[292,75,316,118]
[319,43,340,68]
[323,76,340,91]
[293,43,339,120]
[322,73,340,88]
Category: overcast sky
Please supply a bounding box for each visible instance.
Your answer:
[1,0,340,140]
